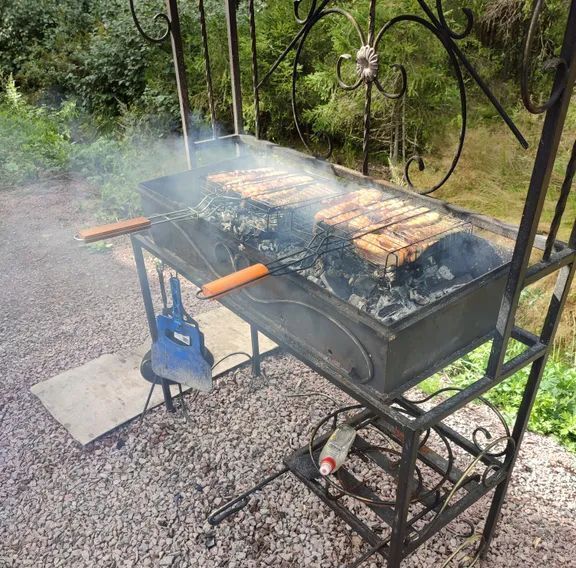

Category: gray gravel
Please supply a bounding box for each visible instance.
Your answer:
[1,179,575,567]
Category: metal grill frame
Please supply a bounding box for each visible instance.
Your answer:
[124,1,576,566]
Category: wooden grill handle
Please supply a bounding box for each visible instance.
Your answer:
[76,217,152,243]
[201,263,270,299]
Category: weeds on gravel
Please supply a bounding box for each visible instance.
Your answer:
[421,339,576,452]
[0,78,187,215]
[0,76,73,186]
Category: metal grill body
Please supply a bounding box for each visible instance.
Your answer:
[137,142,521,397]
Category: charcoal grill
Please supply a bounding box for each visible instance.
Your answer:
[136,140,513,398]
[80,0,576,565]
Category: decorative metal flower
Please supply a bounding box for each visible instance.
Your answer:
[356,45,379,83]
[289,0,526,195]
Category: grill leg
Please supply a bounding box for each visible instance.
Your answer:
[250,324,261,377]
[388,428,420,567]
[479,359,545,557]
[131,237,175,413]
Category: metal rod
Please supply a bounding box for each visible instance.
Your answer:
[207,467,289,525]
[248,0,260,138]
[198,0,217,137]
[224,0,244,135]
[130,237,175,413]
[165,0,195,168]
[387,428,420,566]
[479,253,576,557]
[250,324,261,376]
[414,341,547,430]
[361,0,377,175]
[543,139,576,260]
[524,246,575,286]
[487,0,576,379]
[362,82,373,175]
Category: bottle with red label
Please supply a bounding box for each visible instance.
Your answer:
[318,424,357,476]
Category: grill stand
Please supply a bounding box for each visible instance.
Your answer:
[205,402,515,567]
[120,0,576,563]
[128,189,574,564]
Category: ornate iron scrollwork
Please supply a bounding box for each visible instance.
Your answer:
[521,0,568,114]
[129,0,171,44]
[404,386,512,457]
[281,0,526,194]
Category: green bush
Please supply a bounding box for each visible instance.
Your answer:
[0,78,187,216]
[2,0,565,164]
[421,340,576,452]
[0,76,74,185]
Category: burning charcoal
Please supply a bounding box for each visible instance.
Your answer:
[409,288,430,306]
[438,265,455,280]
[377,303,404,319]
[236,221,251,236]
[258,240,275,252]
[428,272,473,294]
[351,274,378,297]
[348,293,367,311]
[321,273,351,299]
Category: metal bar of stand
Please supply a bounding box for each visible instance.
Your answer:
[207,467,289,526]
[250,324,261,376]
[524,247,575,285]
[165,0,195,168]
[224,0,243,135]
[131,237,176,413]
[480,256,576,556]
[387,428,420,566]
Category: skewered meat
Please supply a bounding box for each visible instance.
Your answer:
[207,168,276,185]
[254,183,341,207]
[314,189,385,223]
[355,232,411,265]
[239,174,314,197]
[207,168,463,268]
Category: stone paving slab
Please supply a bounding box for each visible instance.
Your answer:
[31,307,276,445]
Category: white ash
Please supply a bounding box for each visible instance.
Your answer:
[201,202,507,325]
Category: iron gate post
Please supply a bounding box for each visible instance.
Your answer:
[224,0,244,135]
[164,0,195,168]
[481,256,576,555]
[128,0,195,168]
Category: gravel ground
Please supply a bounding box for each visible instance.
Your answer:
[1,179,575,567]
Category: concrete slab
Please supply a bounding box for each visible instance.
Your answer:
[31,307,276,445]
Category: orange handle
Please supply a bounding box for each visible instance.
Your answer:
[201,263,270,298]
[76,217,152,243]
